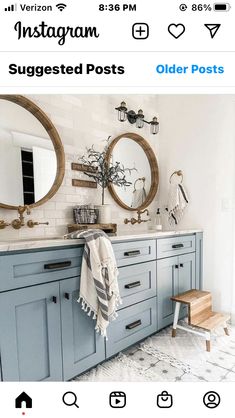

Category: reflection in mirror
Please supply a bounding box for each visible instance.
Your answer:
[107,133,159,211]
[0,100,57,207]
[111,138,151,209]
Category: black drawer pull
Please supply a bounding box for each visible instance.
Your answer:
[126,319,142,330]
[52,296,57,304]
[175,264,179,269]
[44,261,72,270]
[124,250,141,257]
[172,244,184,249]
[65,293,70,300]
[125,281,141,289]
[180,263,184,268]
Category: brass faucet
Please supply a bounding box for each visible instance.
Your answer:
[124,209,150,225]
[27,220,49,228]
[0,220,10,229]
[11,205,31,230]
[0,205,49,230]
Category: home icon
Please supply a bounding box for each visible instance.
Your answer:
[15,392,32,409]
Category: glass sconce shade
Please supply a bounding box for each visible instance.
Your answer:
[136,109,144,128]
[118,101,127,122]
[150,117,159,135]
[115,101,159,135]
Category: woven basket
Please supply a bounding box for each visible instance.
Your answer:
[73,206,98,224]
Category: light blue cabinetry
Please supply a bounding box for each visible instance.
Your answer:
[106,297,157,358]
[118,261,156,309]
[0,282,62,381]
[0,232,202,381]
[157,256,178,329]
[60,277,105,380]
[157,252,196,329]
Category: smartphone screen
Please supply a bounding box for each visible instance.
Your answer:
[0,1,234,416]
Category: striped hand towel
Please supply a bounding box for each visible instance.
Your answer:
[167,183,189,225]
[65,229,121,337]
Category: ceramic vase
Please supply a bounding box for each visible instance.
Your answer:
[96,204,112,224]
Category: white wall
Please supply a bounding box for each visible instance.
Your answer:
[158,95,235,315]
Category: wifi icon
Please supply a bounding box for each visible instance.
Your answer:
[56,3,67,11]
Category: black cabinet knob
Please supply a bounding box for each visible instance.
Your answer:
[52,296,57,304]
[65,293,70,300]
[175,264,179,269]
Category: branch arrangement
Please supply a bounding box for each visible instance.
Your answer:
[79,137,136,204]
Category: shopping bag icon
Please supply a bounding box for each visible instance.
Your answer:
[157,391,173,408]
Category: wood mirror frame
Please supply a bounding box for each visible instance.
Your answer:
[0,94,65,210]
[106,132,159,211]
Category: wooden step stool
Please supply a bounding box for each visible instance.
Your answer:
[171,290,230,352]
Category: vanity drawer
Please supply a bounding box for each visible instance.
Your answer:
[157,235,195,259]
[113,239,156,267]
[106,297,157,358]
[0,247,83,291]
[118,261,156,309]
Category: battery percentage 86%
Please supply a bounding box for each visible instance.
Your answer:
[179,4,212,11]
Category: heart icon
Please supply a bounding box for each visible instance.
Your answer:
[168,23,185,39]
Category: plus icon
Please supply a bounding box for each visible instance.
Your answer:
[132,23,149,40]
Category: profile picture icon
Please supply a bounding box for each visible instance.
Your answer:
[203,391,221,409]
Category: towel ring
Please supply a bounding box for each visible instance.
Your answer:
[169,170,183,184]
[134,177,146,191]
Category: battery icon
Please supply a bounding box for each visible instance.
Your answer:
[213,3,231,11]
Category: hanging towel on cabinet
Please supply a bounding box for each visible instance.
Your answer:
[65,229,121,337]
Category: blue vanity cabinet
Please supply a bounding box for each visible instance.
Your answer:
[106,297,157,358]
[157,246,196,330]
[178,253,196,295]
[196,232,203,288]
[60,277,105,381]
[117,261,157,309]
[0,282,62,381]
[0,233,202,381]
[157,256,179,329]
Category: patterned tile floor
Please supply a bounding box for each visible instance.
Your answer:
[75,324,235,382]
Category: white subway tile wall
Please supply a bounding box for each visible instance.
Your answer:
[0,95,160,239]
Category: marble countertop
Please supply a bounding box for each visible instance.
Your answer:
[0,229,203,253]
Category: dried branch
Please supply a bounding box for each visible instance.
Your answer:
[78,137,136,204]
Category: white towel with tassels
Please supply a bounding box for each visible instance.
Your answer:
[167,183,189,225]
[64,229,121,337]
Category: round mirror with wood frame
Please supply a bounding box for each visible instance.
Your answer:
[0,95,65,210]
[106,133,159,211]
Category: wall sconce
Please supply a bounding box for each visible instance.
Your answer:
[115,101,159,135]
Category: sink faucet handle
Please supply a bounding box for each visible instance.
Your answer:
[26,206,31,215]
[27,220,49,228]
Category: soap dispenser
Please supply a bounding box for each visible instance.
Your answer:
[156,208,163,231]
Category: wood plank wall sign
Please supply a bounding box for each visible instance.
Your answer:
[71,163,96,173]
[71,163,97,188]
[72,179,97,188]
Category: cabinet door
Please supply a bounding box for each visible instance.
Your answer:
[157,256,178,329]
[178,253,196,318]
[178,253,196,294]
[60,277,105,381]
[0,282,62,381]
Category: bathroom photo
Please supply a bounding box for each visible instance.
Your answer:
[0,94,235,382]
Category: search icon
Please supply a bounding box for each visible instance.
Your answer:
[62,391,79,408]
